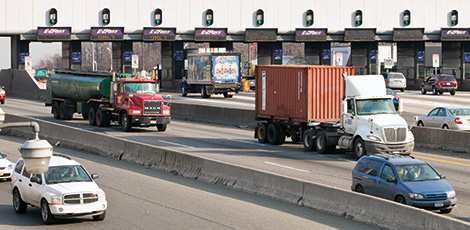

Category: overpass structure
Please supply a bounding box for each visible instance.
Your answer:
[2,0,470,90]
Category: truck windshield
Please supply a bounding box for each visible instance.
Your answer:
[124,83,157,94]
[356,99,396,115]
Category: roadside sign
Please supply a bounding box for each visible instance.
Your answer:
[384,58,393,69]
[432,54,440,68]
[35,70,47,76]
[131,55,139,69]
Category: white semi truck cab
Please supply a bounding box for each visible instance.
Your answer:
[336,75,414,159]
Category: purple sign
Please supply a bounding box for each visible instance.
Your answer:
[295,29,327,41]
[37,27,71,41]
[195,28,227,41]
[90,27,124,41]
[441,28,470,41]
[143,27,176,41]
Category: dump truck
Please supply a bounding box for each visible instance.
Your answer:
[45,70,171,132]
[182,53,242,98]
[254,65,414,159]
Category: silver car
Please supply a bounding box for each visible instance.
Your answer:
[417,106,470,130]
[382,72,407,92]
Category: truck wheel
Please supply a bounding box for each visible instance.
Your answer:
[88,108,97,126]
[82,113,89,120]
[223,92,233,98]
[181,86,188,97]
[353,138,366,160]
[315,131,335,154]
[96,109,110,127]
[303,130,316,151]
[121,113,132,132]
[291,134,301,143]
[277,124,285,145]
[256,123,268,143]
[157,124,167,132]
[201,86,211,98]
[267,123,281,145]
[52,102,60,119]
[59,103,68,120]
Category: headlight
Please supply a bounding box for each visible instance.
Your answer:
[366,135,381,142]
[163,109,170,115]
[51,195,63,204]
[8,164,14,170]
[129,109,141,115]
[447,191,456,199]
[98,190,106,201]
[409,193,424,199]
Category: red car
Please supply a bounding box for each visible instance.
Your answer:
[421,74,457,95]
[0,85,5,104]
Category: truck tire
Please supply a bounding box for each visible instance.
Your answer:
[59,102,68,120]
[315,131,336,154]
[201,86,211,98]
[52,102,60,119]
[256,123,268,143]
[121,113,133,132]
[82,112,89,120]
[291,133,301,143]
[223,92,233,98]
[88,107,97,126]
[353,138,367,160]
[267,123,281,145]
[96,109,110,127]
[277,124,286,145]
[157,124,167,132]
[303,130,316,151]
[181,86,188,97]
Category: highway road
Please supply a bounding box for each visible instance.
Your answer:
[0,135,381,229]
[1,90,470,223]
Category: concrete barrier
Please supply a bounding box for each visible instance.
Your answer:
[411,126,470,153]
[0,69,46,101]
[2,113,469,230]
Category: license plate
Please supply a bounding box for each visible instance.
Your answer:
[395,80,401,83]
[446,82,450,85]
[150,120,156,124]
[434,202,444,207]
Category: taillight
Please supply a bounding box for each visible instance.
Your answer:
[455,117,463,124]
[396,96,401,100]
[438,82,444,86]
[387,79,390,83]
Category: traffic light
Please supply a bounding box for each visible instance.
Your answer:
[306,9,314,26]
[102,8,110,25]
[451,10,458,26]
[205,9,213,26]
[403,10,411,26]
[354,10,362,26]
[256,9,264,26]
[49,8,57,25]
[155,8,162,25]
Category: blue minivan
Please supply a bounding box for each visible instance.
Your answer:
[351,154,456,213]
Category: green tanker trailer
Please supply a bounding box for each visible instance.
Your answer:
[45,70,171,132]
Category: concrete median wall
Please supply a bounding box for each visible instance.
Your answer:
[0,69,46,101]
[411,126,470,153]
[2,113,469,230]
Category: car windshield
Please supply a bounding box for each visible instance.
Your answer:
[449,108,470,116]
[440,76,455,81]
[386,88,395,95]
[389,73,405,79]
[356,99,397,115]
[124,83,157,94]
[44,165,92,184]
[395,164,441,182]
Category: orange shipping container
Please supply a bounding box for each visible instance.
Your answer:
[255,65,355,123]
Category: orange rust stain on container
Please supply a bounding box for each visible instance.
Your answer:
[255,65,354,123]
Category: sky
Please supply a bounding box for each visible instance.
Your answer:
[0,38,61,69]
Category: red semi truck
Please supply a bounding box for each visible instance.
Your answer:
[45,70,171,132]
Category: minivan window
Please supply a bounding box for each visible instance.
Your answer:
[439,75,456,81]
[396,164,441,182]
[380,165,396,181]
[367,160,383,177]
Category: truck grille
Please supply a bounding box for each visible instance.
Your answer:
[64,193,98,205]
[383,127,407,143]
[144,100,162,115]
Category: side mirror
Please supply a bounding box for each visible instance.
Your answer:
[386,177,397,183]
[1,153,6,158]
[440,174,446,179]
[30,176,41,184]
[91,173,99,179]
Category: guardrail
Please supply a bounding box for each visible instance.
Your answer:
[2,113,469,230]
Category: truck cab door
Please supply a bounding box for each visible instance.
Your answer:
[343,99,357,134]
[115,83,125,106]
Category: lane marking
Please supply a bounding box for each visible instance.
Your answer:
[158,140,194,148]
[227,138,266,146]
[412,155,470,167]
[264,161,310,173]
